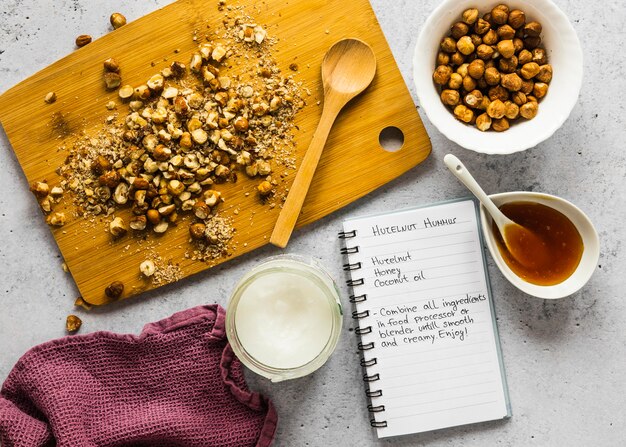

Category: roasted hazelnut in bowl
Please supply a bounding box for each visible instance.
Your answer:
[413,0,582,154]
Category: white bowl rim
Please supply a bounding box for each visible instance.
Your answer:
[479,192,600,299]
[413,0,584,154]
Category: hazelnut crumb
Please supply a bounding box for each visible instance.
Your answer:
[66,315,82,333]
[44,92,57,104]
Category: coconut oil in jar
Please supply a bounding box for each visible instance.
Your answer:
[226,255,342,381]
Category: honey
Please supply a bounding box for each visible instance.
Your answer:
[492,201,584,286]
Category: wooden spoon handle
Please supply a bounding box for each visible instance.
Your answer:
[270,103,341,248]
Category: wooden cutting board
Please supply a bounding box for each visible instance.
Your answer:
[0,0,431,305]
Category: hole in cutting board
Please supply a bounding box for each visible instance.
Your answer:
[379,126,404,152]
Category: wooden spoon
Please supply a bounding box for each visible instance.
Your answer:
[270,38,377,248]
[443,154,550,269]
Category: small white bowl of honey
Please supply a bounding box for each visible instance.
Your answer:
[479,192,599,299]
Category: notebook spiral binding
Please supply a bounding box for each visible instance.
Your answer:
[339,229,387,429]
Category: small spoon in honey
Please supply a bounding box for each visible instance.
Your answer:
[444,154,550,269]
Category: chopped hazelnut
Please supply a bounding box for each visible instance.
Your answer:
[44,92,57,104]
[492,117,510,132]
[487,99,506,119]
[104,72,122,90]
[66,315,82,333]
[158,204,176,216]
[30,181,50,199]
[130,215,147,231]
[46,212,66,227]
[147,74,164,91]
[140,260,156,277]
[257,180,272,196]
[476,113,492,131]
[118,85,134,100]
[153,221,169,233]
[109,216,127,237]
[441,89,460,106]
[456,36,475,55]
[98,170,121,188]
[520,101,539,119]
[134,84,151,100]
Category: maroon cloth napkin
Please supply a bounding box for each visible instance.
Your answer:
[0,304,277,447]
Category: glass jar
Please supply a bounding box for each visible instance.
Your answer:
[226,254,343,382]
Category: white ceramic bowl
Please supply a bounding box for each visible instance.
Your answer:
[413,0,583,154]
[479,192,599,299]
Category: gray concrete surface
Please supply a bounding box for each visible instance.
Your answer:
[1,0,624,445]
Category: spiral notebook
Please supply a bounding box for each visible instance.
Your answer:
[340,198,511,438]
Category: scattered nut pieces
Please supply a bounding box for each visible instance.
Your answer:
[46,212,66,227]
[52,7,303,273]
[29,181,50,199]
[434,4,551,131]
[104,72,122,90]
[66,315,82,333]
[109,216,128,237]
[75,34,92,47]
[257,180,272,196]
[110,12,127,29]
[105,281,124,299]
[74,296,93,310]
[140,260,156,277]
[118,85,134,99]
[44,92,57,104]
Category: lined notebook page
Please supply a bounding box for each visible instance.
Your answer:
[343,199,510,438]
